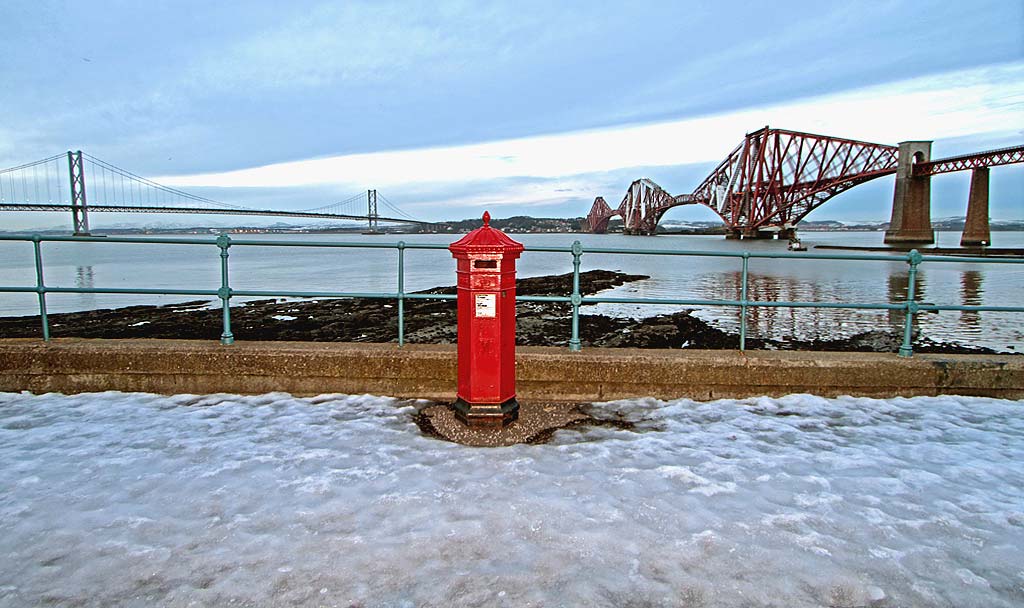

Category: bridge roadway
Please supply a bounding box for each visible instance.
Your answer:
[0,203,437,227]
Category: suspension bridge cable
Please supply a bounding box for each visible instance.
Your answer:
[82,153,253,210]
[0,154,65,175]
[295,192,366,213]
[57,157,65,204]
[377,193,421,221]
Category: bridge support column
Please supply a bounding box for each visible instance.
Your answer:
[777,228,797,241]
[725,230,741,240]
[884,141,934,245]
[961,167,990,247]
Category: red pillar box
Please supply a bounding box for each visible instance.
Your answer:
[448,211,524,427]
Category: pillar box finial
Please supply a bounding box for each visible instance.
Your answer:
[448,211,524,428]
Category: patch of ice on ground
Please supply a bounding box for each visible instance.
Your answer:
[270,315,297,321]
[1,391,1022,607]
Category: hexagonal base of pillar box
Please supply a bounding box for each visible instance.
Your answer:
[452,397,519,428]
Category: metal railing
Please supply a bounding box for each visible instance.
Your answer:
[1,233,1021,357]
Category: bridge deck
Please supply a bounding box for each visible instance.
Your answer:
[0,204,433,226]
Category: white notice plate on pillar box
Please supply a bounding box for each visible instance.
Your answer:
[474,293,497,318]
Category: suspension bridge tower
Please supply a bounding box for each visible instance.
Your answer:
[67,151,91,236]
[364,189,381,234]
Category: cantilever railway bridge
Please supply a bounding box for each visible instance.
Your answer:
[586,127,1024,242]
[0,151,438,234]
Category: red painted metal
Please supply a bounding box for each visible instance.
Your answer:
[587,127,900,235]
[913,144,1024,177]
[585,196,613,233]
[448,211,524,427]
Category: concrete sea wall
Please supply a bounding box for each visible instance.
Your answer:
[1,339,1021,401]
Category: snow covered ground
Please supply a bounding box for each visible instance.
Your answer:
[1,391,1022,607]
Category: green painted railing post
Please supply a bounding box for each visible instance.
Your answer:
[217,234,234,345]
[569,240,583,352]
[739,252,749,351]
[32,234,50,341]
[397,241,405,347]
[899,249,922,357]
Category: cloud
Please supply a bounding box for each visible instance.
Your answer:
[159,61,1024,202]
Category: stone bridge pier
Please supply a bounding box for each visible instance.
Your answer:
[961,167,990,246]
[884,141,934,245]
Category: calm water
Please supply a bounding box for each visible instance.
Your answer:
[0,231,1021,351]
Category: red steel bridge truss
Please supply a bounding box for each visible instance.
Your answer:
[588,127,902,235]
[586,127,1023,236]
[913,144,1024,177]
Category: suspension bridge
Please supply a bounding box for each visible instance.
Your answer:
[0,152,440,235]
[586,127,1024,245]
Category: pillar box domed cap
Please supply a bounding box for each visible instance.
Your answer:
[449,211,524,257]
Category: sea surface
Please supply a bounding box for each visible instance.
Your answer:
[0,231,1021,351]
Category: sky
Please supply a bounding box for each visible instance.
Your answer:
[1,0,1022,229]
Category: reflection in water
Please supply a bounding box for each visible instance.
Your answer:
[697,269,933,343]
[886,269,929,334]
[887,273,906,330]
[959,270,983,330]
[75,266,96,308]
[76,266,94,289]
[716,271,831,342]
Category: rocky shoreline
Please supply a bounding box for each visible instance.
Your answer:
[0,270,999,355]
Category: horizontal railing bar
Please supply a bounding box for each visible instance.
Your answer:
[227,239,412,249]
[580,246,745,258]
[746,251,914,262]
[228,240,400,249]
[918,254,1024,264]
[517,295,572,302]
[581,296,743,306]
[0,234,217,245]
[0,286,39,293]
[1,233,1019,265]
[395,243,450,250]
[742,301,904,311]
[522,245,576,253]
[401,292,458,300]
[0,235,565,253]
[7,285,1019,314]
[581,246,917,263]
[579,295,905,311]
[918,304,1024,313]
[403,293,457,301]
[230,290,397,299]
[44,287,220,296]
